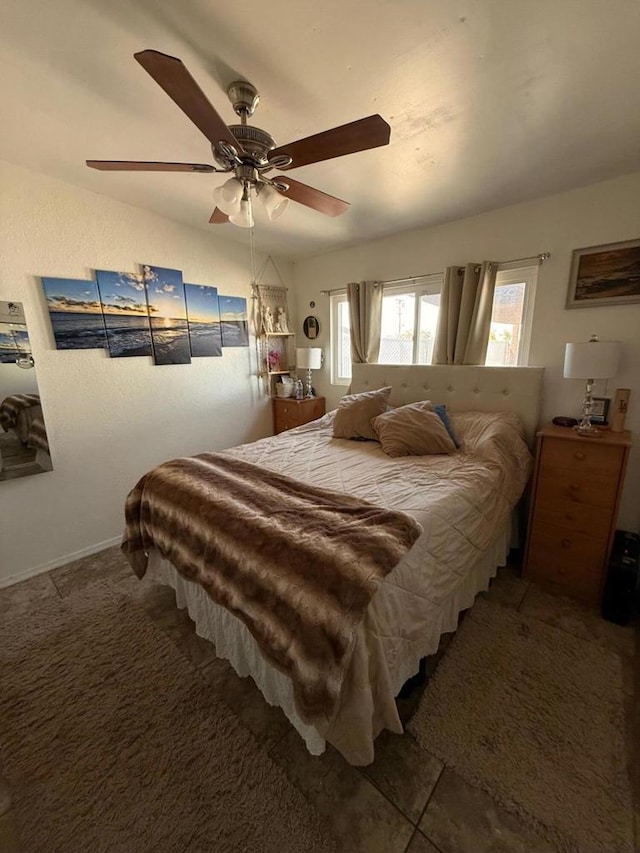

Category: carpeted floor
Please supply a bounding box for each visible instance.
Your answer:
[408,597,634,853]
[0,581,337,853]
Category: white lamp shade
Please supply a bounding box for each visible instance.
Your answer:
[296,347,322,370]
[563,339,620,379]
[214,178,242,215]
[259,184,290,221]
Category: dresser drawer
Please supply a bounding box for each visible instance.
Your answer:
[541,437,623,478]
[531,499,613,540]
[536,467,619,509]
[526,524,605,603]
[276,402,299,420]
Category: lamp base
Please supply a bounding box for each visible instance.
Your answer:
[573,423,602,437]
[573,378,601,436]
[304,368,315,398]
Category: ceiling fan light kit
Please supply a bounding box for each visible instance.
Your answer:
[228,189,254,229]
[87,49,391,228]
[213,177,243,215]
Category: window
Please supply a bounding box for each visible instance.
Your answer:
[330,264,538,383]
[330,291,352,385]
[331,277,444,384]
[485,264,538,367]
[379,276,443,366]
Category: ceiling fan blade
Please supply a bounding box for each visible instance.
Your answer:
[273,177,350,217]
[209,208,229,224]
[134,49,243,154]
[87,160,215,172]
[270,115,390,170]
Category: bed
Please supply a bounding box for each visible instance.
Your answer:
[124,364,543,765]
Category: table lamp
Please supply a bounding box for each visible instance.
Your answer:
[563,335,620,435]
[296,347,322,397]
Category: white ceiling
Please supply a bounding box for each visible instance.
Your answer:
[3,0,640,259]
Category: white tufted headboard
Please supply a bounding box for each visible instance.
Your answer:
[350,364,544,446]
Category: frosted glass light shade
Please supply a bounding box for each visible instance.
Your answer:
[563,339,620,379]
[214,178,242,215]
[229,198,254,228]
[296,347,322,370]
[259,184,289,221]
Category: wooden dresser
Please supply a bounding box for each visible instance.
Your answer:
[524,424,631,606]
[273,396,326,435]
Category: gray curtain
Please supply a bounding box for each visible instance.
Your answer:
[347,281,382,364]
[432,261,497,365]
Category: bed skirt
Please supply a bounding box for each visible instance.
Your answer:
[145,518,511,763]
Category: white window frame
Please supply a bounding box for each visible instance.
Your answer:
[490,263,538,366]
[330,275,445,383]
[379,275,443,365]
[330,290,351,386]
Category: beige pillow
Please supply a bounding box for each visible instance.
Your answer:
[371,400,457,457]
[332,386,392,440]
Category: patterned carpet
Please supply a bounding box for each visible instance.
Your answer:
[0,581,337,853]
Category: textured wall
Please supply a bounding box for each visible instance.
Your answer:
[292,171,640,533]
[0,161,292,583]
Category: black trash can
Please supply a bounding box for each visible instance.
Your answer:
[601,530,640,626]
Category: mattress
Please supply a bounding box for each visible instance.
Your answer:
[147,408,532,764]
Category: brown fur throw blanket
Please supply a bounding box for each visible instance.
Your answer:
[122,452,421,726]
[0,393,40,433]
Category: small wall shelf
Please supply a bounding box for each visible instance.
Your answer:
[253,283,296,395]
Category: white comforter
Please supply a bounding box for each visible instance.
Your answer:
[149,409,531,764]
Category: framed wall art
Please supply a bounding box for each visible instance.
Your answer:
[589,396,610,425]
[219,295,249,347]
[566,238,640,308]
[143,265,192,365]
[96,270,153,358]
[184,284,223,357]
[41,277,107,349]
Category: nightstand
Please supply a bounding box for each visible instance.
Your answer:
[273,397,326,435]
[524,424,631,606]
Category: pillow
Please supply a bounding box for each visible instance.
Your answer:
[433,404,461,448]
[371,400,457,457]
[333,386,392,440]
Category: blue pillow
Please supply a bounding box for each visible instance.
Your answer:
[433,404,460,448]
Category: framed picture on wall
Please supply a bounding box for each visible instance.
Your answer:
[589,396,611,425]
[566,238,640,308]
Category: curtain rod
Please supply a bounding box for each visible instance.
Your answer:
[320,252,550,294]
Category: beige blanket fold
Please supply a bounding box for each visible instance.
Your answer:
[121,452,421,726]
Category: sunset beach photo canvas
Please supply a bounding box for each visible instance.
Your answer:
[219,295,249,347]
[184,284,222,357]
[0,325,19,363]
[41,277,106,349]
[96,270,152,358]
[143,265,191,365]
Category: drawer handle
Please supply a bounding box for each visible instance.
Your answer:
[574,451,586,461]
[561,538,572,548]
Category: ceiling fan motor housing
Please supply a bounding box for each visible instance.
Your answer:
[227,80,260,118]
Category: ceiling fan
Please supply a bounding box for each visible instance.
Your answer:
[87,50,391,228]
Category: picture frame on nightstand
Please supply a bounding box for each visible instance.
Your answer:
[590,396,610,425]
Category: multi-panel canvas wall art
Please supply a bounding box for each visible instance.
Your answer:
[96,270,153,358]
[219,295,249,347]
[184,284,222,357]
[41,278,107,349]
[41,267,249,363]
[143,266,191,365]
